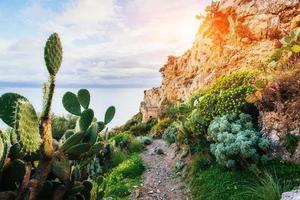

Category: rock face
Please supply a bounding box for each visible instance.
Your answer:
[140,0,300,161]
[141,0,300,108]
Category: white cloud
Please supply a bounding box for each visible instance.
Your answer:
[0,0,211,87]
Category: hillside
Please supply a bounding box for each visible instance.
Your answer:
[141,0,300,162]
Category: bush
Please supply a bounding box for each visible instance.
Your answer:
[162,102,192,120]
[150,118,173,138]
[129,118,157,136]
[188,71,257,135]
[121,113,143,131]
[284,132,299,155]
[105,154,145,199]
[208,112,270,168]
[163,124,178,144]
[104,148,128,170]
[51,114,77,140]
[128,139,144,154]
[110,131,133,149]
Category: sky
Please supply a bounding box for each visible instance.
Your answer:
[0,0,211,88]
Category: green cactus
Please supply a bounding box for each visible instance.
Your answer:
[9,143,24,160]
[63,92,82,116]
[0,137,8,171]
[61,131,84,152]
[52,159,70,183]
[44,33,63,76]
[84,122,99,145]
[79,109,94,131]
[78,89,90,110]
[14,99,42,155]
[64,129,75,139]
[0,93,27,127]
[104,106,116,125]
[97,121,105,133]
[3,159,26,186]
[65,143,92,158]
[0,33,116,200]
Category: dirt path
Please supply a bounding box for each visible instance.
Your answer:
[133,139,189,200]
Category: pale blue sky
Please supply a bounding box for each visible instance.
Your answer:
[0,0,211,88]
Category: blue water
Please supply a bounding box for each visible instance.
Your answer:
[0,87,146,129]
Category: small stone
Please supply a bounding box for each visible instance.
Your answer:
[155,148,164,155]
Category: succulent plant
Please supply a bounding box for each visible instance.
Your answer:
[44,33,63,76]
[14,99,42,155]
[0,33,115,200]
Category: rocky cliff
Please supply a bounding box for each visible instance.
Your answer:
[140,0,300,161]
[142,0,300,109]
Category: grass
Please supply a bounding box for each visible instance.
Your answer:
[104,154,145,199]
[244,172,282,200]
[189,159,300,200]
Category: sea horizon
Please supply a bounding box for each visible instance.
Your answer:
[0,87,147,129]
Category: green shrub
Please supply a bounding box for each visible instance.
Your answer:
[121,113,143,131]
[51,114,77,140]
[150,118,173,138]
[208,112,270,168]
[284,132,299,155]
[129,118,157,136]
[128,139,144,153]
[188,71,257,135]
[163,103,192,120]
[110,131,133,149]
[104,148,128,170]
[163,124,178,144]
[105,154,145,199]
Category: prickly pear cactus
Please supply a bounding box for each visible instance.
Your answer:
[14,99,42,155]
[44,33,63,76]
[0,137,8,170]
[0,93,27,127]
[78,89,90,110]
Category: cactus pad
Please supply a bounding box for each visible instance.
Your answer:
[14,99,42,155]
[97,121,105,132]
[79,109,94,131]
[65,143,91,158]
[0,137,8,170]
[52,159,70,183]
[44,33,63,76]
[63,92,81,115]
[104,106,115,125]
[61,131,84,152]
[78,89,90,109]
[84,122,98,145]
[0,93,27,127]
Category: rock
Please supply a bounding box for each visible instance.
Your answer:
[281,189,300,200]
[155,148,164,155]
[142,136,153,145]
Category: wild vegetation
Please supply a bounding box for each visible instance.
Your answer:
[0,10,300,200]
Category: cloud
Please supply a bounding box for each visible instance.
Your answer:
[0,0,210,87]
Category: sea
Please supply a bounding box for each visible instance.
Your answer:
[0,87,147,129]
